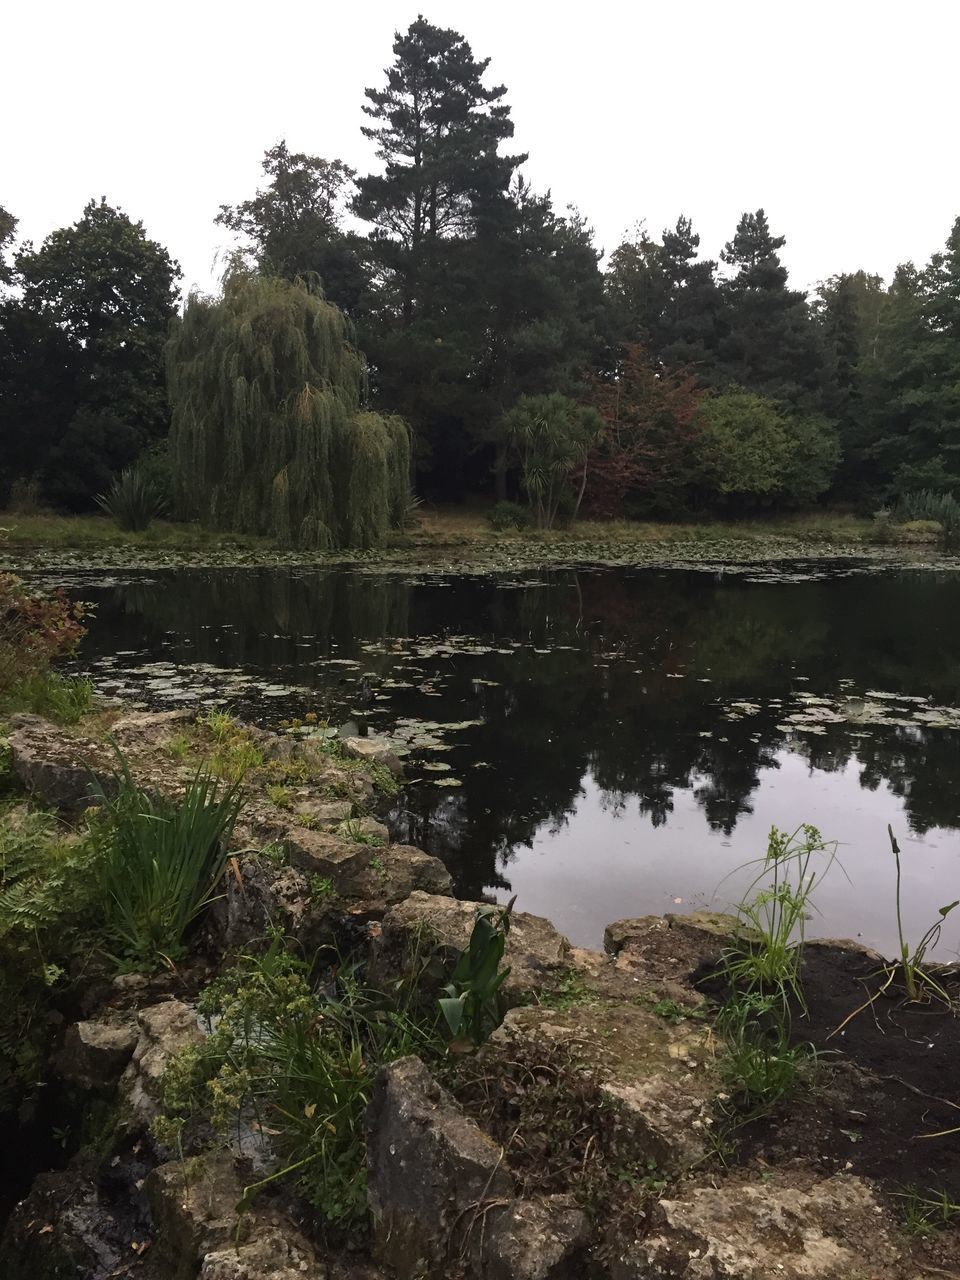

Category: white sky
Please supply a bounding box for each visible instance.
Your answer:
[3,0,959,299]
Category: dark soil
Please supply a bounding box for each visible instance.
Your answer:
[740,943,960,1198]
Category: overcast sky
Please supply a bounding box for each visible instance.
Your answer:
[4,0,959,299]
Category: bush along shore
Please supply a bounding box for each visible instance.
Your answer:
[1,694,960,1280]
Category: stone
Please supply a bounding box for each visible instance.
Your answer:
[294,797,353,827]
[378,892,571,1002]
[468,1195,589,1280]
[120,999,205,1128]
[366,1056,514,1279]
[487,1004,715,1174]
[110,708,194,747]
[200,1228,324,1278]
[340,735,405,778]
[216,855,312,950]
[8,714,113,810]
[609,1176,898,1279]
[600,912,738,1005]
[53,1017,138,1091]
[146,1154,246,1279]
[286,830,451,905]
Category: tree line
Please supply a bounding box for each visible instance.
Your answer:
[2,15,959,540]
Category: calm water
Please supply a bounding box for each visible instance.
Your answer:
[48,562,960,958]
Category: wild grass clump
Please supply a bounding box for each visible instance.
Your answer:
[714,825,837,1115]
[94,753,241,969]
[6,672,94,724]
[155,933,441,1235]
[95,463,169,532]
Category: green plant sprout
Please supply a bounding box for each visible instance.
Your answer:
[439,897,515,1049]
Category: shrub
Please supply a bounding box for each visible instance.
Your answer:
[94,754,241,969]
[893,489,960,538]
[486,500,531,532]
[95,463,169,532]
[0,573,86,697]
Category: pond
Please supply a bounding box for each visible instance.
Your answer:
[45,560,960,958]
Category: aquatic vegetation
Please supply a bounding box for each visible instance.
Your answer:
[439,899,514,1049]
[94,755,241,968]
[95,464,168,532]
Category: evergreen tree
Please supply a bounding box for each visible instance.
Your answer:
[0,205,17,286]
[814,270,888,498]
[10,199,180,508]
[605,216,721,378]
[216,141,366,314]
[717,209,826,410]
[354,17,528,492]
[167,270,410,549]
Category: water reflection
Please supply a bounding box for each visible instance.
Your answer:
[62,563,960,955]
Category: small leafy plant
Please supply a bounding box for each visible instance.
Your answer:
[439,898,514,1049]
[486,500,531,532]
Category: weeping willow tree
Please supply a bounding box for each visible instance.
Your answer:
[167,270,411,548]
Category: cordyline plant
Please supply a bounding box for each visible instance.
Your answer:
[498,394,602,530]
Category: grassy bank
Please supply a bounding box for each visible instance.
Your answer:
[0,512,266,551]
[2,506,949,575]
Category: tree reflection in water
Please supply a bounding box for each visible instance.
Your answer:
[70,564,960,952]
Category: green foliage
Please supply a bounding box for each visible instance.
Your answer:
[892,489,960,539]
[167,269,411,550]
[95,463,169,531]
[12,198,180,510]
[216,141,365,313]
[699,391,795,500]
[486,500,531,531]
[156,935,440,1232]
[498,394,602,529]
[0,804,100,1110]
[94,754,241,969]
[897,1186,960,1238]
[715,990,813,1110]
[439,899,513,1047]
[338,817,385,847]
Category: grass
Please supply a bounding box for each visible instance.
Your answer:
[0,672,94,724]
[0,512,267,550]
[338,817,385,846]
[898,1186,960,1238]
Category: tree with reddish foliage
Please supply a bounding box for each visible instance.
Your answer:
[582,344,706,519]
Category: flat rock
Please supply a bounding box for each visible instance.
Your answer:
[8,714,113,810]
[378,892,571,1002]
[53,1016,138,1091]
[286,830,451,904]
[366,1056,514,1279]
[341,735,405,778]
[609,1176,899,1278]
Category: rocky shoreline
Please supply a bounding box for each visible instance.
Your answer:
[0,708,957,1278]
